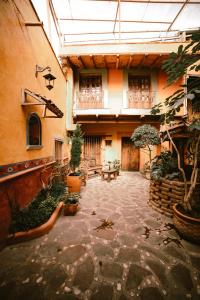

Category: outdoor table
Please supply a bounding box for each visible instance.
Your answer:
[101,169,117,182]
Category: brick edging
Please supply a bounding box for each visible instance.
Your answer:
[6,202,64,245]
[149,178,185,217]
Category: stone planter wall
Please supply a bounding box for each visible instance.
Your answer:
[148,178,185,217]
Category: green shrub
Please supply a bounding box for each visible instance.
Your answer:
[9,182,66,234]
[131,124,160,164]
[151,151,180,181]
[50,181,66,198]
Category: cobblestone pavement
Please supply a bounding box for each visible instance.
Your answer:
[0,172,200,300]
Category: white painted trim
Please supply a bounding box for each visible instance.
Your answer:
[60,42,184,56]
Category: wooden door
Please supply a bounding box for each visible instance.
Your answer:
[121,137,139,171]
[83,136,102,164]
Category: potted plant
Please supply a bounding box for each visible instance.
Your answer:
[130,124,160,179]
[63,192,80,216]
[113,159,121,175]
[151,32,200,243]
[66,124,84,193]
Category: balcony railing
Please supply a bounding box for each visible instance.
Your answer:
[127,90,156,109]
[76,90,104,109]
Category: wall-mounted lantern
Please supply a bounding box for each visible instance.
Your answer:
[35,65,56,90]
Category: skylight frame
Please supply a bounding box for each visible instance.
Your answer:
[50,0,200,46]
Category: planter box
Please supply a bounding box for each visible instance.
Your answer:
[7,202,64,245]
[173,203,200,244]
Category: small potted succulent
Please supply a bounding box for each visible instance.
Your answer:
[63,192,80,216]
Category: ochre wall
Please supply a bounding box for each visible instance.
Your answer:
[157,70,184,115]
[0,0,68,166]
[0,0,68,246]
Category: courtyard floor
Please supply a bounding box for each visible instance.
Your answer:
[0,172,200,300]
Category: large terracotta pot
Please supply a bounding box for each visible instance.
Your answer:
[65,175,81,193]
[173,203,200,244]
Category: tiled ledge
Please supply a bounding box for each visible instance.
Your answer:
[0,161,55,184]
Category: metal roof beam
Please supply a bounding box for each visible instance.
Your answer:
[63,30,178,36]
[85,0,200,3]
[167,0,190,32]
[59,18,171,24]
[113,1,119,33]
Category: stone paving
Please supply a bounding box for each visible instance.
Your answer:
[0,172,200,300]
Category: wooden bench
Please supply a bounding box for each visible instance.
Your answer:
[80,158,102,180]
[86,158,102,178]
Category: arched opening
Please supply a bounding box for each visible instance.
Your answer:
[27,113,42,146]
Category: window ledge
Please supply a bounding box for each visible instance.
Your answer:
[26,145,43,150]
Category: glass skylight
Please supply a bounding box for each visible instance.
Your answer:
[35,0,200,46]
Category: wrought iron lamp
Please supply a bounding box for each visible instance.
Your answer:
[35,65,56,90]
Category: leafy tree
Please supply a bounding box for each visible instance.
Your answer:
[131,124,160,164]
[70,124,84,174]
[151,32,200,214]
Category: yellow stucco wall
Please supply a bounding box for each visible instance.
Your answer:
[157,70,184,114]
[0,0,68,165]
[108,69,123,112]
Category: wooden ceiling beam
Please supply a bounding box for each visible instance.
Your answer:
[127,55,133,69]
[116,55,120,69]
[137,54,148,68]
[65,57,77,71]
[90,55,97,68]
[150,54,162,67]
[78,56,87,68]
[103,55,108,68]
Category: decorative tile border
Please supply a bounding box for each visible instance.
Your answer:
[0,156,54,178]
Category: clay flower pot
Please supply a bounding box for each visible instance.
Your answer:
[63,193,80,216]
[173,203,200,244]
[64,203,78,216]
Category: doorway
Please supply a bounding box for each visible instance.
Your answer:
[83,136,102,164]
[121,137,139,171]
